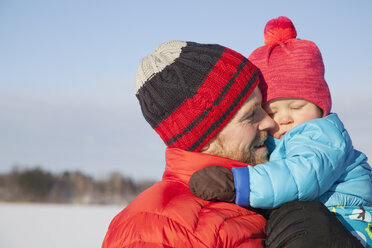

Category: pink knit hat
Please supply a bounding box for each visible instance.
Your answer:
[248,16,332,116]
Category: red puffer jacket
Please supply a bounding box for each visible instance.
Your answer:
[102,148,266,248]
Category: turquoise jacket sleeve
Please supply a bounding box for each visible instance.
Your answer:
[234,114,351,208]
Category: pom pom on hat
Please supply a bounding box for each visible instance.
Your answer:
[264,16,297,45]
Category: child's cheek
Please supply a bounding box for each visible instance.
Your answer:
[272,131,282,139]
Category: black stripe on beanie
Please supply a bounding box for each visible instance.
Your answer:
[166,58,249,146]
[186,69,258,151]
[136,42,225,129]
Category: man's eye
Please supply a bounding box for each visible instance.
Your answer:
[245,114,253,120]
[242,112,254,121]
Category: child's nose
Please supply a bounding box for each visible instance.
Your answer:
[278,114,292,125]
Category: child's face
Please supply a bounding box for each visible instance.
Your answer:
[263,98,322,139]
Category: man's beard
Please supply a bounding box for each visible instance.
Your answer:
[208,131,269,165]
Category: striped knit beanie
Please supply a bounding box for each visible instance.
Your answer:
[249,16,332,116]
[135,40,260,152]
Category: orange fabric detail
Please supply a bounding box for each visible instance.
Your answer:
[103,148,266,248]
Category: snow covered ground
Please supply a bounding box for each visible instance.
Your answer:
[0,202,124,248]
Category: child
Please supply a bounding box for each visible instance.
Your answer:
[190,16,372,247]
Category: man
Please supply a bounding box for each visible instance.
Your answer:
[103,40,361,248]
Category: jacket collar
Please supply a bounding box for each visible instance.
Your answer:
[163,148,252,184]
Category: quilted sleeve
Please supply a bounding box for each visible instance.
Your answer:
[247,119,349,208]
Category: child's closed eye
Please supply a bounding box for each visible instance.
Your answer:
[290,104,305,110]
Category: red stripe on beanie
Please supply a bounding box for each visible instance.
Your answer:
[154,48,242,141]
[186,70,259,151]
[155,48,258,151]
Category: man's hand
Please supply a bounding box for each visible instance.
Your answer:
[188,166,236,202]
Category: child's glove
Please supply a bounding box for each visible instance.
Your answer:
[189,166,235,202]
[265,201,364,248]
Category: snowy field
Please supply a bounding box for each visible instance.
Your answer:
[0,202,124,248]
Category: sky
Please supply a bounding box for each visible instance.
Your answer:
[1,0,371,180]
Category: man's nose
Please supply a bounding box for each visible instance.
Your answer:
[258,111,275,131]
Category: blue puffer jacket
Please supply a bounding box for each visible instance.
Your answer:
[233,113,372,208]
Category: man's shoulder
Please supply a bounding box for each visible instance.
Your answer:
[121,179,260,218]
[103,179,266,247]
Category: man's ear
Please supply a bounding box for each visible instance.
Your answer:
[200,136,216,153]
[200,143,210,153]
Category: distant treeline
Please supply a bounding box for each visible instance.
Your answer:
[0,167,155,205]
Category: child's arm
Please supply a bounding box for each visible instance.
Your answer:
[234,118,349,208]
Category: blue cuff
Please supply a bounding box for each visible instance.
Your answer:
[232,167,250,207]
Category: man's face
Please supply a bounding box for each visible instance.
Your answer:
[204,87,275,165]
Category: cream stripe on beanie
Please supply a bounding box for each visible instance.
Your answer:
[135,40,187,93]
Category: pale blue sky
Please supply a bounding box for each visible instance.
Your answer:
[1,0,371,180]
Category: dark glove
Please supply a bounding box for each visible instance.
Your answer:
[265,201,363,248]
[188,166,235,202]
